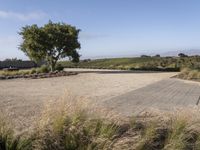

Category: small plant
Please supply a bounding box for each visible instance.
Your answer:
[55,64,64,71]
[33,108,119,150]
[177,68,200,80]
[164,117,188,149]
[30,68,37,74]
[0,116,32,150]
[136,122,158,150]
[36,65,50,73]
[19,70,30,75]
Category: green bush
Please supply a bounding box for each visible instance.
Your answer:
[36,65,50,73]
[55,64,64,71]
[30,68,37,74]
[0,117,32,150]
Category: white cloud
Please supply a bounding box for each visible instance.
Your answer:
[0,10,47,21]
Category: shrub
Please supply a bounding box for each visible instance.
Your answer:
[0,116,32,150]
[30,68,37,74]
[177,68,200,80]
[55,64,64,71]
[36,65,50,73]
[33,107,119,150]
[19,70,30,75]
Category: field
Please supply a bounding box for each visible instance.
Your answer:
[60,56,200,71]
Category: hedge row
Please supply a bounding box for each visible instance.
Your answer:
[130,67,180,72]
[0,61,43,69]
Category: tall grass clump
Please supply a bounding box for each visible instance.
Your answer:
[32,96,121,150]
[177,68,200,81]
[55,64,64,71]
[0,115,32,150]
[2,95,200,149]
[135,120,169,150]
[36,65,50,74]
[164,117,188,149]
[0,70,31,76]
[29,108,200,150]
[164,111,200,150]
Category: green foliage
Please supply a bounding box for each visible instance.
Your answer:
[136,122,160,150]
[61,56,200,71]
[36,65,50,74]
[30,68,37,74]
[55,64,64,71]
[164,118,188,149]
[178,53,188,58]
[19,21,81,71]
[0,117,32,150]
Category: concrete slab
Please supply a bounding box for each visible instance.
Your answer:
[103,78,200,116]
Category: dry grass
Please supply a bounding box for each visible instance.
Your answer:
[0,114,33,150]
[0,70,31,76]
[177,68,200,81]
[0,65,49,76]
[1,94,200,149]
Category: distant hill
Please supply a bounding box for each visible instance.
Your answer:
[161,49,200,56]
[81,50,200,60]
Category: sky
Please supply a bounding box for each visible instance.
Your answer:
[1,0,200,60]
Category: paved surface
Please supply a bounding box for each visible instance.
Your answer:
[64,68,176,74]
[103,78,200,116]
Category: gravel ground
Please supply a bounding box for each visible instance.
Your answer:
[0,70,177,132]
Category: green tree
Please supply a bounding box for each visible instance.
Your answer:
[178,53,188,58]
[19,21,81,71]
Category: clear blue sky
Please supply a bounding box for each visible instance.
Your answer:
[1,0,200,60]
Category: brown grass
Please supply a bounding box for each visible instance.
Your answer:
[177,68,200,81]
[1,93,200,149]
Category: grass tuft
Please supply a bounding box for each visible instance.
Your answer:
[1,96,200,149]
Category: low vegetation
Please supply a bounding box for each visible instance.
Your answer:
[1,98,200,150]
[60,55,200,71]
[0,116,33,150]
[0,64,64,77]
[177,68,200,81]
[60,55,200,81]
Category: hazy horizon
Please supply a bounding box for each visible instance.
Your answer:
[1,0,200,60]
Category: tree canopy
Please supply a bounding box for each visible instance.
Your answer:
[178,53,188,58]
[19,21,81,71]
